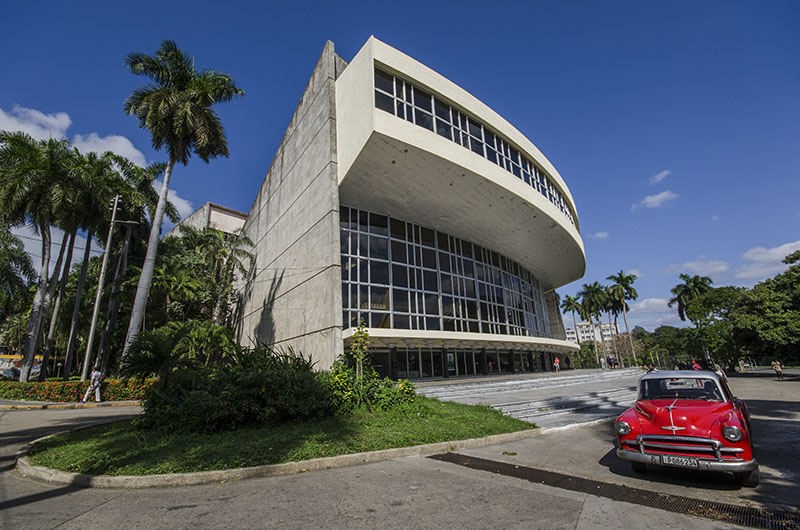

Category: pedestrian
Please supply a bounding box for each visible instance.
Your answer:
[646,362,657,373]
[691,359,702,371]
[554,356,560,373]
[82,366,104,403]
[714,364,728,383]
[673,363,681,371]
[771,360,784,380]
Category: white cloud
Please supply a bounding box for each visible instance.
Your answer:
[627,268,643,279]
[587,231,609,240]
[648,170,670,186]
[72,133,147,167]
[153,179,195,220]
[0,105,71,140]
[631,190,679,210]
[629,297,671,315]
[711,215,719,222]
[679,256,729,277]
[735,240,800,280]
[627,297,685,330]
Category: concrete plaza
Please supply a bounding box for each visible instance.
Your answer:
[1,369,796,529]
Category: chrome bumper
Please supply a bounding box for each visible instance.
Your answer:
[617,448,759,473]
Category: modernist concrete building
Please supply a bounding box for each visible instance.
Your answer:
[234,37,586,379]
[164,202,248,238]
[565,322,620,345]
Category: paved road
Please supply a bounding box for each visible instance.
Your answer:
[2,371,796,529]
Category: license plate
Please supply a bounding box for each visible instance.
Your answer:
[661,455,699,468]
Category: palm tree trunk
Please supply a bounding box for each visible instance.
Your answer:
[34,230,70,375]
[570,310,579,368]
[99,224,132,374]
[622,303,636,362]
[39,229,77,381]
[62,234,92,380]
[123,159,175,359]
[19,223,53,382]
[597,316,609,368]
[588,316,601,369]
[608,310,621,368]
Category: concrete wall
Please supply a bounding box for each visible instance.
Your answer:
[164,203,211,238]
[208,205,247,234]
[544,291,567,341]
[233,41,346,369]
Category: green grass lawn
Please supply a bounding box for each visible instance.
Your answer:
[27,397,533,476]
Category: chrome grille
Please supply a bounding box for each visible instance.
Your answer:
[629,435,744,461]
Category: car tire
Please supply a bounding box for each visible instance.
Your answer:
[735,469,759,487]
[631,461,647,474]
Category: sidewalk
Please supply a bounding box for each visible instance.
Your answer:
[0,399,142,410]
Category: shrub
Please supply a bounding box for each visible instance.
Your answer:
[133,346,333,434]
[0,379,155,402]
[327,320,416,412]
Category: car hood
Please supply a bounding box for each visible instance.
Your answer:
[634,399,733,437]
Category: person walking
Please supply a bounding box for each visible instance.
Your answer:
[553,356,561,373]
[82,366,104,403]
[771,360,784,380]
[691,359,702,371]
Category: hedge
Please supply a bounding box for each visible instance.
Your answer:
[0,379,156,402]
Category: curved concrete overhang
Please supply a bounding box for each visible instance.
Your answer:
[336,37,585,290]
[343,328,579,355]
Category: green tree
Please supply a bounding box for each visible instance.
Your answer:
[0,223,36,320]
[560,294,582,350]
[578,282,607,368]
[668,273,713,324]
[121,39,244,360]
[0,131,74,381]
[607,270,638,361]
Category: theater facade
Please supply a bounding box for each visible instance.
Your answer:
[233,37,586,379]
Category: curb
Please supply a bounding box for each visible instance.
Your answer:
[16,426,545,489]
[0,401,142,410]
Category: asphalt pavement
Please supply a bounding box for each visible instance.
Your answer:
[1,369,796,529]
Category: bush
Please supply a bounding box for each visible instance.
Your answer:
[0,379,155,402]
[133,347,334,434]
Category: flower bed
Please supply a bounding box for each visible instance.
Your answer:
[0,378,156,402]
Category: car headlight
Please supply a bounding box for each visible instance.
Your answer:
[616,421,631,435]
[722,425,743,442]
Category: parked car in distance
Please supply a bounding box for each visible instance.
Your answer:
[615,370,759,487]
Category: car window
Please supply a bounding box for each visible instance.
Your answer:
[640,378,725,402]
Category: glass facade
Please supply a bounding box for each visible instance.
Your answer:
[340,205,550,337]
[374,68,576,227]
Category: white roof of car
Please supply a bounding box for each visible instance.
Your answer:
[640,370,722,382]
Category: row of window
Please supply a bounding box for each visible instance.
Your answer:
[341,206,550,337]
[374,68,576,226]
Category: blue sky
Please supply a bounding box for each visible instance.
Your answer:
[2,1,798,330]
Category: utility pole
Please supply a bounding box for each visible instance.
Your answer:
[81,195,119,380]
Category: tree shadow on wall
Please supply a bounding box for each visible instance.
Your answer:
[253,270,284,347]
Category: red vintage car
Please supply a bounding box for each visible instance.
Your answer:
[615,370,759,486]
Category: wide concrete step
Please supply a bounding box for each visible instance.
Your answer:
[497,387,636,415]
[504,388,636,423]
[419,368,640,399]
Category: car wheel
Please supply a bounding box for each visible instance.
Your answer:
[735,469,759,487]
[631,461,647,474]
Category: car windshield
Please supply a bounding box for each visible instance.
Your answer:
[640,377,725,402]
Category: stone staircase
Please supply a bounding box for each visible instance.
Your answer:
[418,368,641,429]
[419,368,640,400]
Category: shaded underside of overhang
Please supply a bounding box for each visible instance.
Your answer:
[338,131,585,291]
[342,328,579,354]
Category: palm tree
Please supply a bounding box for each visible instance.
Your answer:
[668,273,713,324]
[560,294,583,359]
[578,282,607,369]
[607,270,639,362]
[121,39,244,359]
[60,151,122,380]
[0,223,36,320]
[0,131,73,381]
